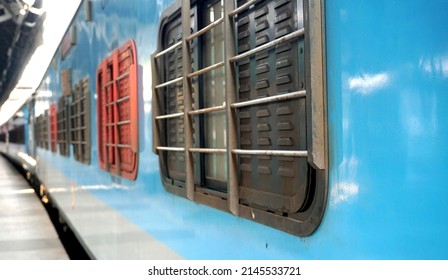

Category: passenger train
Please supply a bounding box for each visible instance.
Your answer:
[1,0,448,259]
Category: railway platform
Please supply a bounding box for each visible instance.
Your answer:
[0,155,69,260]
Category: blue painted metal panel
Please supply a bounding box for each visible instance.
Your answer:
[325,0,448,258]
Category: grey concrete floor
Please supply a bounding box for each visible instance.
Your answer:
[0,156,68,259]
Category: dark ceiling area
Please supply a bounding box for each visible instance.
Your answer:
[0,0,45,105]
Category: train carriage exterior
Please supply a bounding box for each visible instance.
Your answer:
[1,0,448,259]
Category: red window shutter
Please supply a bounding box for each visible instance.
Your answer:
[50,103,58,153]
[97,39,139,180]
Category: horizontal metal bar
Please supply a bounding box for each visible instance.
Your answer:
[70,97,87,105]
[187,61,225,78]
[186,17,224,41]
[106,97,130,106]
[116,72,130,81]
[71,141,88,144]
[232,149,308,157]
[106,143,132,148]
[156,146,185,152]
[117,95,130,103]
[189,148,227,154]
[230,28,305,62]
[154,41,182,58]
[155,77,183,89]
[117,144,131,148]
[231,90,306,108]
[70,126,88,130]
[188,103,226,115]
[228,0,258,17]
[155,112,184,120]
[117,120,131,125]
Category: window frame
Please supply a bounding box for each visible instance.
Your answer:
[70,77,91,164]
[7,124,25,144]
[36,109,49,150]
[152,0,327,237]
[0,127,5,143]
[57,95,70,157]
[50,103,58,153]
[96,39,139,180]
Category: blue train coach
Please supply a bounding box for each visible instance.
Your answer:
[0,0,448,259]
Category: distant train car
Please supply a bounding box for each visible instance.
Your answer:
[1,0,448,259]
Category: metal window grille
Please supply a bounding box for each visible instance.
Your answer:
[152,0,327,236]
[35,114,42,148]
[50,103,58,153]
[36,109,50,150]
[70,77,91,164]
[8,124,25,144]
[96,39,139,180]
[57,95,70,157]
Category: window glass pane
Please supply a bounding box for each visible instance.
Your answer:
[203,0,227,183]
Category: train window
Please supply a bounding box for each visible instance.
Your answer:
[61,69,72,97]
[36,110,49,150]
[8,125,25,144]
[57,96,70,157]
[0,127,5,142]
[96,39,139,180]
[50,103,57,153]
[152,0,327,236]
[35,115,42,148]
[152,6,199,189]
[71,77,91,164]
[4,113,26,144]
